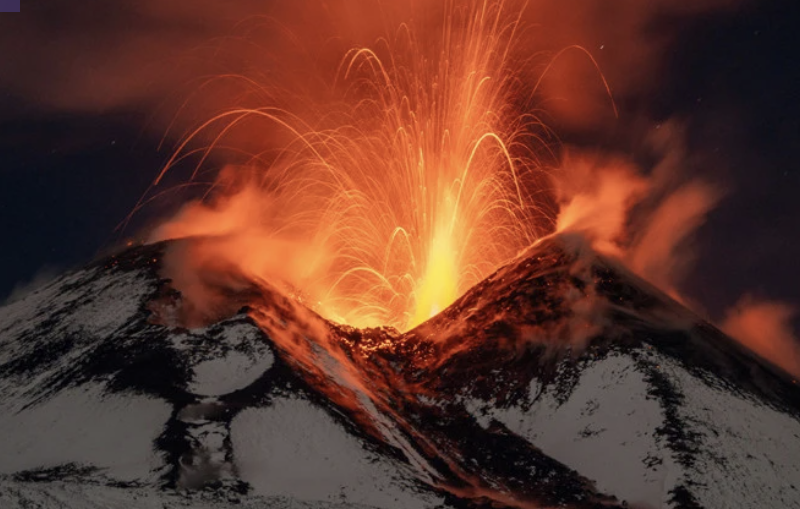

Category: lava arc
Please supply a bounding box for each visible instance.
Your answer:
[151,0,556,331]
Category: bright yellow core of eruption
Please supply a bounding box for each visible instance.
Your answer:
[154,1,550,332]
[412,215,460,328]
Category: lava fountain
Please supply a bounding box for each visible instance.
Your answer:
[150,0,565,331]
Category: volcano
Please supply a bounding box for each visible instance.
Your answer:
[0,233,798,509]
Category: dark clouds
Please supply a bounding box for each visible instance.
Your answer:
[0,0,743,117]
[0,0,260,112]
[656,1,800,318]
[0,112,164,295]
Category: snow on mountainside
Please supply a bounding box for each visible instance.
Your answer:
[0,234,798,509]
[0,245,437,509]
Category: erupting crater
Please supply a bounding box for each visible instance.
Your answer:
[147,0,574,332]
[3,2,798,509]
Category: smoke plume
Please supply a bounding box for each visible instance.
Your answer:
[722,297,800,379]
[554,122,724,304]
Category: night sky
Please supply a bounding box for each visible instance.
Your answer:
[0,0,798,330]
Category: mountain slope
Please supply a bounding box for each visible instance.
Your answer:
[0,234,798,508]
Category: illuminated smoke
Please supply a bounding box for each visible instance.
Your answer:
[553,151,648,257]
[722,297,800,379]
[627,180,722,301]
[552,138,800,381]
[554,125,724,304]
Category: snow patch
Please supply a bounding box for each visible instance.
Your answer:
[490,353,673,507]
[0,382,171,483]
[189,350,272,396]
[0,478,400,508]
[231,397,441,509]
[658,355,800,508]
[0,268,152,342]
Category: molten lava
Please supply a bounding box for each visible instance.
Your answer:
[151,0,553,331]
[413,220,459,326]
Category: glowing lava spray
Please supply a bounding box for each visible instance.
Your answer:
[152,0,555,330]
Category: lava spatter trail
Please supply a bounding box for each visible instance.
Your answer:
[151,0,563,333]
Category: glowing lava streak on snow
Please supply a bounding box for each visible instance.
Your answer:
[152,1,554,331]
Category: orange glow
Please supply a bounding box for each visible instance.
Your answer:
[411,199,460,327]
[151,0,553,331]
[722,297,800,378]
[552,129,723,304]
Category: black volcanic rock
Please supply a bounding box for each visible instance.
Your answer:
[0,234,798,509]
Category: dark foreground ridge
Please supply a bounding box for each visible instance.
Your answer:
[0,234,798,509]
